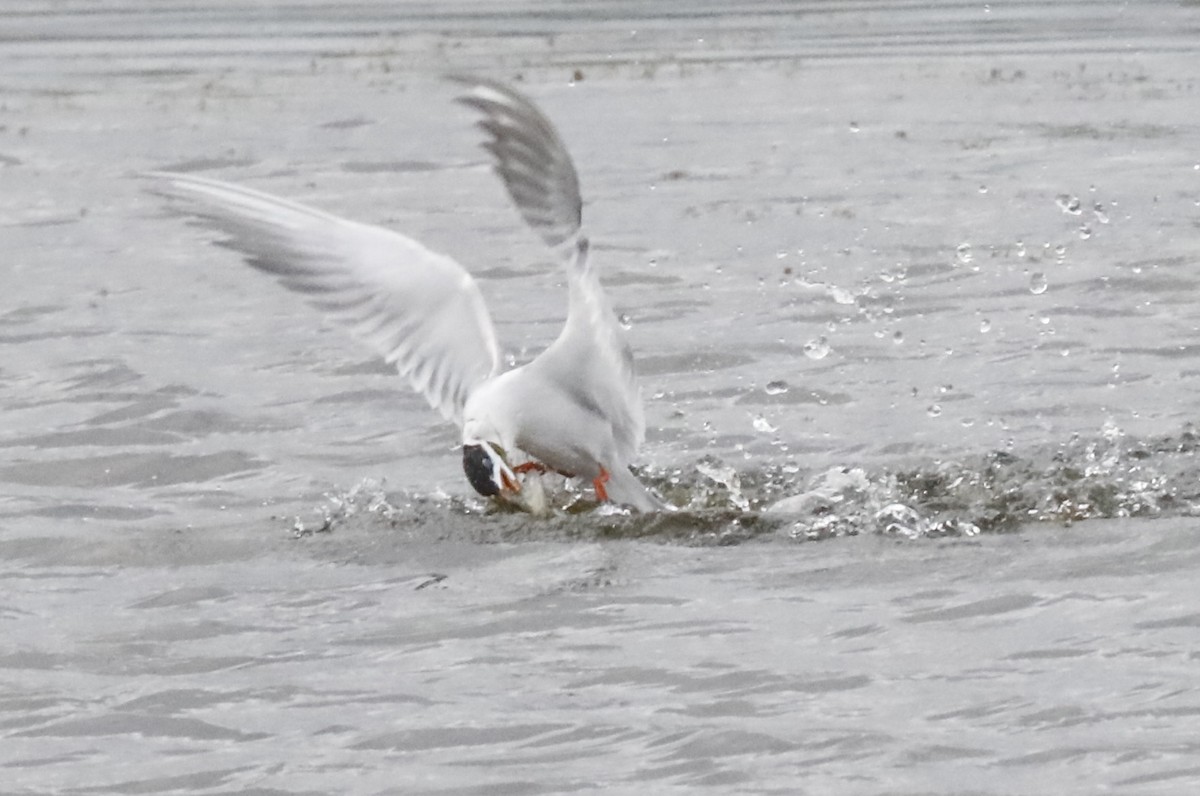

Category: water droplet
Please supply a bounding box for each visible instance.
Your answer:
[648,257,658,267]
[618,313,632,330]
[1029,272,1048,294]
[892,330,904,344]
[1056,194,1082,215]
[1093,203,1110,224]
[775,250,788,259]
[927,404,943,417]
[939,383,953,394]
[979,318,992,333]
[955,242,973,266]
[1078,224,1092,240]
[829,286,856,305]
[978,184,988,194]
[849,121,860,133]
[765,380,789,395]
[961,417,975,427]
[1054,244,1067,262]
[1015,240,1027,258]
[751,414,777,433]
[803,336,830,360]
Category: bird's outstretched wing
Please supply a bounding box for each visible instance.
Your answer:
[143,171,501,426]
[453,77,646,463]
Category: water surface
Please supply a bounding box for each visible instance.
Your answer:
[3,2,1200,793]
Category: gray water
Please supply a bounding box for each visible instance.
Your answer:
[3,2,1200,793]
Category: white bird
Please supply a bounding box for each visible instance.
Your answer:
[145,75,667,513]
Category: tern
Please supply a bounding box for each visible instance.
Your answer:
[145,76,667,513]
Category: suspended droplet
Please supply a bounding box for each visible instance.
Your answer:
[1029,272,1048,294]
[618,313,632,330]
[1015,240,1027,258]
[1056,194,1082,215]
[978,184,988,194]
[955,242,973,266]
[927,404,943,418]
[752,415,777,433]
[892,330,905,344]
[1078,224,1092,240]
[765,380,789,395]
[979,318,992,333]
[829,286,856,305]
[849,121,860,133]
[803,336,831,360]
[1093,203,1110,224]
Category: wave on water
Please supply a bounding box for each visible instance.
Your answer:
[295,420,1198,546]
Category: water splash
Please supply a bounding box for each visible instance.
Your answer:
[1055,194,1083,215]
[289,423,1197,545]
[803,336,831,360]
[695,457,751,511]
[751,414,778,434]
[955,242,973,266]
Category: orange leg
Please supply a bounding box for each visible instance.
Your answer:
[592,467,610,502]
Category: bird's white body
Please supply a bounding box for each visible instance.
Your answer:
[147,76,665,513]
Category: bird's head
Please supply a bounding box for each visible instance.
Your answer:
[461,437,521,498]
[461,396,522,499]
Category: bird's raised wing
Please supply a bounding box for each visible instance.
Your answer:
[452,75,583,251]
[143,171,501,426]
[452,77,645,462]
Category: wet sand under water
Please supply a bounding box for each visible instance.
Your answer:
[3,2,1200,793]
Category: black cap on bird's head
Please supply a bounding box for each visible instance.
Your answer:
[462,440,520,498]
